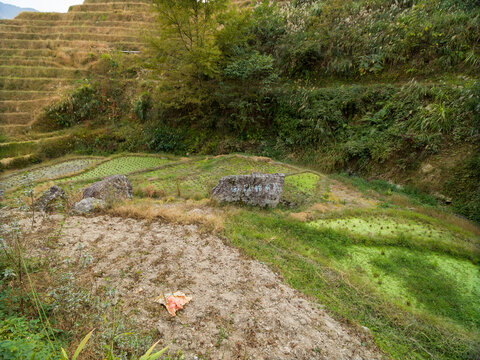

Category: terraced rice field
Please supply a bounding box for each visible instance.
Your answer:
[0,0,154,154]
[66,155,172,182]
[130,155,318,201]
[1,153,478,359]
[0,157,99,190]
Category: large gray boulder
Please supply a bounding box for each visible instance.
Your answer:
[211,173,285,208]
[82,175,133,201]
[35,185,65,212]
[73,197,106,214]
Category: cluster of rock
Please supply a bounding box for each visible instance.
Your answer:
[35,175,133,215]
[34,171,285,215]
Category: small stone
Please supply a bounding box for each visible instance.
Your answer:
[82,174,133,201]
[211,173,285,208]
[35,185,65,212]
[73,197,106,214]
[420,163,434,174]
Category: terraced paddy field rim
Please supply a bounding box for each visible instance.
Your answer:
[0,99,57,112]
[0,66,89,77]
[0,33,139,42]
[0,58,64,67]
[84,0,151,3]
[0,39,142,50]
[69,2,152,11]
[0,20,153,27]
[0,112,32,124]
[15,11,156,22]
[0,77,80,91]
[0,90,51,99]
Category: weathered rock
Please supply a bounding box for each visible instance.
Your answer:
[35,185,65,211]
[434,192,452,205]
[421,163,435,175]
[0,189,4,201]
[73,197,106,214]
[211,173,285,208]
[82,175,133,201]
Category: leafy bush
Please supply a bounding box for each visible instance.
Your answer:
[0,314,62,360]
[45,83,102,128]
[133,93,152,122]
[149,126,187,154]
[446,152,480,223]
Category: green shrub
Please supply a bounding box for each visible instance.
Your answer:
[44,83,102,128]
[446,151,480,223]
[133,93,152,122]
[0,315,62,360]
[149,126,186,154]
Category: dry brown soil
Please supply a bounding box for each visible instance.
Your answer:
[50,214,384,360]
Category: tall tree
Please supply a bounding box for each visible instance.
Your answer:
[149,0,228,84]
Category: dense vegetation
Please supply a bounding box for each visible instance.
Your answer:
[32,0,480,222]
[1,1,479,359]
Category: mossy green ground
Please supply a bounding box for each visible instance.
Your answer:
[1,153,479,359]
[131,156,302,200]
[0,158,99,191]
[67,155,173,182]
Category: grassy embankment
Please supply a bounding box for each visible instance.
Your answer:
[1,154,479,359]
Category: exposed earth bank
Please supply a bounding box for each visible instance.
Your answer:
[54,214,383,360]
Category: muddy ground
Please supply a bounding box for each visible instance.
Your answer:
[43,214,384,360]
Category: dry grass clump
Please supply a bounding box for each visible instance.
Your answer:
[108,198,228,233]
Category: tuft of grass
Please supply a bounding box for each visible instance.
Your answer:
[108,198,226,233]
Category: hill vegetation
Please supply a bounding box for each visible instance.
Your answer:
[0,1,479,359]
[11,0,477,222]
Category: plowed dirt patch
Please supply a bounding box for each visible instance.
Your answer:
[59,215,383,360]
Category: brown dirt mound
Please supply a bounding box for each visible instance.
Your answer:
[59,215,383,360]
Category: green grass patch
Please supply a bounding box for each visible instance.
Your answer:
[225,210,480,359]
[132,155,299,200]
[338,246,480,328]
[284,172,321,193]
[308,215,480,263]
[334,174,439,207]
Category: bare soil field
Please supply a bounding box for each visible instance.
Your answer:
[50,214,382,360]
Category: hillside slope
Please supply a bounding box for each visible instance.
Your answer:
[0,0,153,145]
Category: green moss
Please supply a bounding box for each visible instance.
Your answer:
[284,172,321,193]
[339,246,480,329]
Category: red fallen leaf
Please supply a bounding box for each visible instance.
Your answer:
[154,291,192,317]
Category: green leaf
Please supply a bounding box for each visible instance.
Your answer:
[72,329,94,360]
